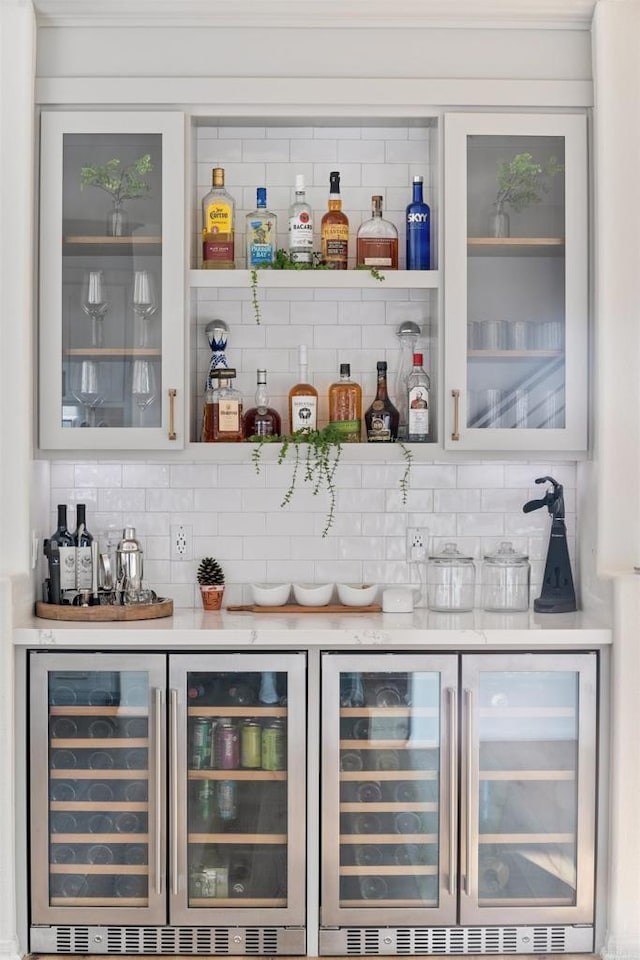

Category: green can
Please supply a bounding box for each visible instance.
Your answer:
[196,779,216,824]
[190,717,214,770]
[262,719,286,771]
[241,720,262,769]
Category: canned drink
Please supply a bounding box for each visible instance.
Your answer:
[215,719,239,770]
[190,865,228,899]
[191,717,214,770]
[217,780,237,821]
[241,720,262,769]
[262,719,286,771]
[196,780,216,824]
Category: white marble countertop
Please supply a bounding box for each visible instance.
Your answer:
[14,606,612,648]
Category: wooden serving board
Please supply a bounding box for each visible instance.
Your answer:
[226,603,382,614]
[35,598,173,621]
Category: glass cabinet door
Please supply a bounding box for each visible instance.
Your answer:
[444,113,587,451]
[39,111,184,450]
[460,652,596,925]
[29,652,166,925]
[321,653,458,927]
[169,653,306,927]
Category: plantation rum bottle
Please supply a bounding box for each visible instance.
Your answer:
[321,171,349,269]
[201,368,244,442]
[328,363,362,442]
[356,195,398,270]
[364,361,399,442]
[288,345,318,434]
[202,167,235,269]
[246,188,277,267]
[243,369,282,438]
[288,174,313,267]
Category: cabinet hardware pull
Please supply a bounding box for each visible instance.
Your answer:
[447,686,457,897]
[153,687,163,896]
[168,388,177,441]
[463,687,473,895]
[451,389,461,441]
[169,688,179,895]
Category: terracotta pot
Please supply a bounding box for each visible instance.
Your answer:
[199,585,224,611]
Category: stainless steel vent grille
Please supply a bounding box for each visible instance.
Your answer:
[31,926,304,955]
[320,925,593,955]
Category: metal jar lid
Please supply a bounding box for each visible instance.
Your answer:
[483,540,529,564]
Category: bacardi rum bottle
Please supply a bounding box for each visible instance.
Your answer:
[288,175,313,267]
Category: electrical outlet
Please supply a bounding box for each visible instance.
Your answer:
[406,527,428,562]
[170,523,192,561]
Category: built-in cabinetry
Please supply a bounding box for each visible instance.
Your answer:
[37,110,588,454]
[29,646,597,956]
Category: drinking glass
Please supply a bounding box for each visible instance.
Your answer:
[132,270,157,347]
[70,359,104,426]
[131,359,156,423]
[81,270,108,347]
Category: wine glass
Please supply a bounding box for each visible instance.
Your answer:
[132,271,157,347]
[131,359,157,424]
[70,360,104,427]
[81,270,108,347]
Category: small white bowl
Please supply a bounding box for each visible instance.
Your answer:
[337,583,379,607]
[251,583,291,607]
[293,582,334,607]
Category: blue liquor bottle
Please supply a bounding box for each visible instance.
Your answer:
[405,176,431,270]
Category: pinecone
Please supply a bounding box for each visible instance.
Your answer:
[196,557,225,586]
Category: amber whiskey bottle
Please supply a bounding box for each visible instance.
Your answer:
[321,171,349,269]
[201,368,244,442]
[364,361,399,442]
[288,345,318,433]
[328,363,362,442]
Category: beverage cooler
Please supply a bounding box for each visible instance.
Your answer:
[29,651,306,955]
[320,652,597,955]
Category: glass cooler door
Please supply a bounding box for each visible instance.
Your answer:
[460,652,597,925]
[321,653,458,927]
[169,653,306,926]
[30,652,166,924]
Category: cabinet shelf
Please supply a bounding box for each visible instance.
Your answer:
[479,707,574,718]
[340,707,437,717]
[63,348,161,359]
[187,705,287,718]
[479,833,574,844]
[189,833,286,844]
[341,865,438,877]
[50,801,148,812]
[340,770,438,782]
[52,833,149,844]
[340,802,438,813]
[480,770,575,781]
[51,896,146,907]
[468,349,563,361]
[49,707,147,716]
[341,739,438,750]
[341,833,438,844]
[63,235,162,255]
[467,237,565,257]
[50,864,149,875]
[189,769,287,781]
[190,897,287,908]
[51,737,147,749]
[189,268,440,289]
[50,770,149,780]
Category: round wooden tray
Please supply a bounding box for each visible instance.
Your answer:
[35,598,173,621]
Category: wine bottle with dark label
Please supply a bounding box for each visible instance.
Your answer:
[74,503,93,591]
[50,504,75,594]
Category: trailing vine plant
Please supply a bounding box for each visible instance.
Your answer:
[250,428,413,537]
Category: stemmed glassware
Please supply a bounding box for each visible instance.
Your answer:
[81,270,108,347]
[132,271,157,347]
[71,360,105,427]
[131,359,157,424]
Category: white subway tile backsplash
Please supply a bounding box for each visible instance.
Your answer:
[434,489,482,513]
[194,487,242,512]
[146,488,194,513]
[123,464,170,488]
[456,512,505,538]
[170,464,218,488]
[75,463,122,487]
[219,513,266,537]
[98,488,146,513]
[457,464,505,488]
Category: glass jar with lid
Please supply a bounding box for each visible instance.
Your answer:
[427,542,476,612]
[481,541,530,612]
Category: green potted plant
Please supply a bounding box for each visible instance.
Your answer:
[196,557,225,611]
[490,151,563,237]
[80,153,153,237]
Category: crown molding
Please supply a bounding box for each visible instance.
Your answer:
[32,0,598,29]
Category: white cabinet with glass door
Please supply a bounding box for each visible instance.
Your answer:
[320,651,596,955]
[39,111,185,450]
[444,113,588,451]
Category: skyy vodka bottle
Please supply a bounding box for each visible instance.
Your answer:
[405,175,431,270]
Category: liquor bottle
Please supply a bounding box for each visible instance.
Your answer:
[288,345,318,433]
[50,504,76,594]
[407,352,431,442]
[288,174,313,267]
[321,171,349,269]
[73,503,93,591]
[328,363,362,442]
[356,196,398,270]
[364,361,399,442]
[246,188,277,267]
[202,368,244,442]
[243,369,282,438]
[405,175,431,270]
[202,167,235,269]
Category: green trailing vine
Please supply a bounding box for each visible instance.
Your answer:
[250,429,412,536]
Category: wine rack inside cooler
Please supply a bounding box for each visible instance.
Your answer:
[46,668,153,907]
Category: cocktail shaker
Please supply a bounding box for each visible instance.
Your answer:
[116,526,144,599]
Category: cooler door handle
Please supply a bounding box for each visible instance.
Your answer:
[169,687,179,896]
[153,687,163,895]
[447,686,458,897]
[463,686,474,896]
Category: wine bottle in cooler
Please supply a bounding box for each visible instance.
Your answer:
[74,503,94,591]
[50,504,76,595]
